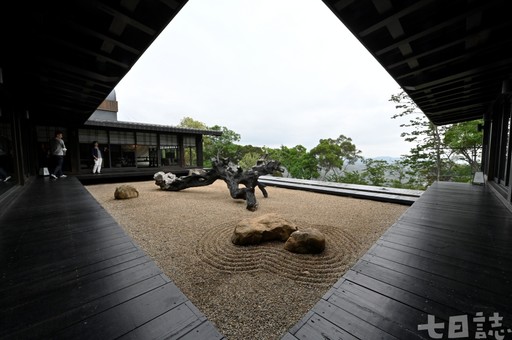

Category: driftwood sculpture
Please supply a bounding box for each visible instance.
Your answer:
[154,156,284,211]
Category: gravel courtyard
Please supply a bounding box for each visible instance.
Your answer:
[85,180,408,340]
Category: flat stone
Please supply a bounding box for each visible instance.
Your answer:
[231,213,298,246]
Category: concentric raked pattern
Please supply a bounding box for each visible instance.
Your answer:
[196,222,360,286]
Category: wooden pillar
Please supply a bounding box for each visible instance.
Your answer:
[11,111,26,184]
[195,135,203,167]
[177,135,185,167]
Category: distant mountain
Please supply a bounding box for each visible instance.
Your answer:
[352,156,401,165]
[372,156,401,163]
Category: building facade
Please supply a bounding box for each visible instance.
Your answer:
[1,89,221,185]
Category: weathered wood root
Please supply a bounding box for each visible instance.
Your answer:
[154,156,283,211]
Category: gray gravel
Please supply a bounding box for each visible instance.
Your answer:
[86,180,408,340]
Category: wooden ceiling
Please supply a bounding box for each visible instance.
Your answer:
[323,0,512,125]
[0,0,188,126]
[1,0,510,127]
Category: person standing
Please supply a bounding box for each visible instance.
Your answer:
[0,166,10,182]
[91,141,103,174]
[0,138,11,182]
[49,131,67,179]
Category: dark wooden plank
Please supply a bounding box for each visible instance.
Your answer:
[120,301,225,340]
[1,259,165,333]
[0,248,148,302]
[342,269,462,323]
[1,235,136,273]
[280,332,300,340]
[291,312,360,340]
[327,279,427,339]
[286,181,512,339]
[0,240,137,287]
[5,275,169,339]
[387,222,512,254]
[355,254,512,317]
[54,282,189,339]
[176,319,226,340]
[377,234,512,276]
[0,177,223,339]
[302,299,398,339]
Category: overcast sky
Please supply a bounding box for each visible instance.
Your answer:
[114,0,410,158]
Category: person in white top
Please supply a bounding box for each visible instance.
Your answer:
[91,141,103,174]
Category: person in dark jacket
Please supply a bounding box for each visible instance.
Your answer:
[49,131,67,179]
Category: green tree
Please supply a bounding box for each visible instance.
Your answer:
[390,91,483,186]
[238,152,262,171]
[204,125,241,163]
[335,171,367,185]
[235,144,265,164]
[443,119,483,172]
[390,91,448,184]
[178,116,208,129]
[176,117,206,166]
[445,163,473,183]
[177,117,242,167]
[388,157,427,189]
[362,158,389,186]
[267,145,319,179]
[310,135,362,181]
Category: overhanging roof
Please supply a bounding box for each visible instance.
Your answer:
[85,119,223,136]
[0,0,188,126]
[323,0,512,125]
[2,1,510,128]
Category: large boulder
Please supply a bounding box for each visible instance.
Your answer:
[231,213,298,246]
[284,228,326,254]
[114,185,139,199]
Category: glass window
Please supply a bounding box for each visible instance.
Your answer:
[110,130,135,144]
[136,132,158,167]
[37,126,67,142]
[110,144,136,168]
[109,131,135,168]
[184,136,197,167]
[160,134,180,166]
[78,129,108,143]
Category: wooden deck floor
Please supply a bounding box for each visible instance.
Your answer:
[0,177,224,339]
[2,178,511,340]
[283,181,512,339]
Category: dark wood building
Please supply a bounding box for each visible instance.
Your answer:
[6,88,221,183]
[1,1,512,339]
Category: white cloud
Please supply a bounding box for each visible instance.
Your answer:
[115,0,410,158]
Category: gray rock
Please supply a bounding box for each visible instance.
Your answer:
[231,213,298,246]
[284,228,326,254]
[114,185,139,199]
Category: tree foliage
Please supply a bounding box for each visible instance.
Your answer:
[389,91,483,187]
[178,117,241,167]
[266,145,319,179]
[310,135,362,180]
[205,125,241,162]
[178,116,208,129]
[443,120,483,172]
[362,159,388,186]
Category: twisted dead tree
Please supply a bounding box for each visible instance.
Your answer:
[154,156,284,211]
